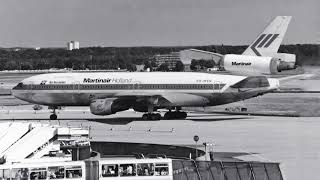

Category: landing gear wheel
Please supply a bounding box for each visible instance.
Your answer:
[142,114,149,120]
[164,112,171,119]
[179,112,187,119]
[142,113,162,120]
[49,106,58,120]
[151,114,158,120]
[155,113,161,120]
[50,114,57,120]
[164,111,187,119]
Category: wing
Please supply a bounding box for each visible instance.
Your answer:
[115,92,210,107]
[180,49,223,64]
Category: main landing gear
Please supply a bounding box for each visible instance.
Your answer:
[164,111,187,119]
[141,106,188,120]
[142,113,162,120]
[163,107,187,119]
[141,111,187,120]
[141,103,162,120]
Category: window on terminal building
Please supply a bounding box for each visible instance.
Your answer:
[102,164,118,177]
[137,163,154,176]
[65,166,82,179]
[154,163,169,176]
[48,166,65,179]
[119,164,136,177]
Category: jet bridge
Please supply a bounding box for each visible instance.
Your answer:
[4,126,57,161]
[0,122,31,156]
[0,122,90,162]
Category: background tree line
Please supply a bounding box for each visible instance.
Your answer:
[0,44,318,71]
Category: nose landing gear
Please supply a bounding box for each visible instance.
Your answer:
[50,114,57,120]
[49,106,58,120]
[141,103,162,120]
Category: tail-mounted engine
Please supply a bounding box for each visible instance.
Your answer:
[223,54,280,75]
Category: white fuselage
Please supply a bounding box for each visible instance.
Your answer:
[12,72,279,110]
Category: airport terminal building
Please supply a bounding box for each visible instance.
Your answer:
[0,122,284,180]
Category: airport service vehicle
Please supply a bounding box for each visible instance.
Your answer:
[12,72,280,120]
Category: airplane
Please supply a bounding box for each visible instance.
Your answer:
[11,72,280,120]
[11,16,293,120]
[181,16,295,72]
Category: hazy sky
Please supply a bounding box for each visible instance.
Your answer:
[0,0,318,47]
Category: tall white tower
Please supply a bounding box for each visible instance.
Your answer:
[67,42,73,50]
[73,41,80,49]
[67,41,80,50]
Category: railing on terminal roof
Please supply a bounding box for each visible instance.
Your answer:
[172,160,283,180]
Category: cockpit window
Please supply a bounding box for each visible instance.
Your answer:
[12,82,24,90]
[231,76,269,89]
[17,82,23,88]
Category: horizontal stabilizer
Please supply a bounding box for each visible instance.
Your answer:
[180,49,223,64]
[278,73,314,83]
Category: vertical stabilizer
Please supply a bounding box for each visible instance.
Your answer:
[242,16,292,56]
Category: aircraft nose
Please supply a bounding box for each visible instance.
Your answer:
[11,83,26,100]
[11,86,20,98]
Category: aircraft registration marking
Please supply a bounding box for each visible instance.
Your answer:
[196,80,212,83]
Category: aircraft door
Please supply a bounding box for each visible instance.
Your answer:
[133,81,142,91]
[213,81,222,93]
[73,81,80,94]
[27,81,33,94]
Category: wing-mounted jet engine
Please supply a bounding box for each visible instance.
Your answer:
[90,98,130,115]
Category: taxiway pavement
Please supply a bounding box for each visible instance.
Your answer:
[0,109,319,180]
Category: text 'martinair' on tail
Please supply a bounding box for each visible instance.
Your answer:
[242,16,292,57]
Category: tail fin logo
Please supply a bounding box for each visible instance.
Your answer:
[250,34,279,56]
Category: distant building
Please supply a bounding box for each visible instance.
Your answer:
[67,41,80,50]
[135,65,145,72]
[180,49,223,71]
[73,41,80,49]
[67,42,73,50]
[154,52,180,70]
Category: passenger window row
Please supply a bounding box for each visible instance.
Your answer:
[29,84,218,90]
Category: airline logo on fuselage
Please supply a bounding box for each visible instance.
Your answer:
[250,33,279,56]
[232,62,251,66]
[40,80,47,85]
[83,78,111,83]
[83,78,133,83]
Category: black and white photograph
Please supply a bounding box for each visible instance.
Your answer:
[0,0,319,179]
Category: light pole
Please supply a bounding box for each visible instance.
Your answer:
[203,142,207,161]
[203,142,214,161]
[193,135,199,159]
